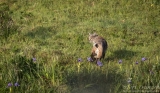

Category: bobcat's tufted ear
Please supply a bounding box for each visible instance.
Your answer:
[93,32,97,35]
[89,33,91,36]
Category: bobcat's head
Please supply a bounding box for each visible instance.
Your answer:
[88,33,98,42]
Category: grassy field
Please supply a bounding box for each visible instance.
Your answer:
[0,0,160,93]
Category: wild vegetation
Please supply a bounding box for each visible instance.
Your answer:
[0,0,160,93]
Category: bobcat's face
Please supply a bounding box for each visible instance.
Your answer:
[89,33,98,43]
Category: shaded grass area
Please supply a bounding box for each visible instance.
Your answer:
[0,0,160,93]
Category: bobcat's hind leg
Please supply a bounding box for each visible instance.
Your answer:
[91,53,96,62]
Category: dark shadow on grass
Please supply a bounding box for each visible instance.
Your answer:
[64,66,124,93]
[24,26,57,46]
[106,49,138,61]
[25,26,57,40]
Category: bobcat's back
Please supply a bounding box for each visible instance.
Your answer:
[89,33,108,60]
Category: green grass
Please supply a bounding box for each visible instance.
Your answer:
[0,0,160,93]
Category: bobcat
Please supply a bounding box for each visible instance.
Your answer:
[89,33,108,62]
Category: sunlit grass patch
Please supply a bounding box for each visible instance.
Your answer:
[0,0,160,93]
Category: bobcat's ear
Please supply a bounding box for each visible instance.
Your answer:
[93,32,97,35]
[93,32,97,36]
[89,33,91,36]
